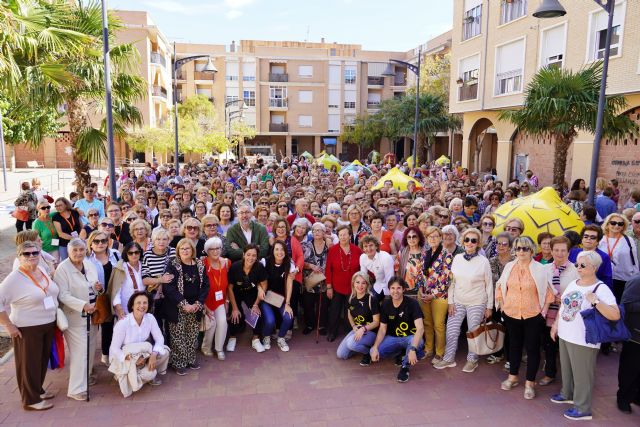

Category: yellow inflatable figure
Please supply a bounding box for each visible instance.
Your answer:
[372,167,423,191]
[316,154,341,172]
[493,187,584,243]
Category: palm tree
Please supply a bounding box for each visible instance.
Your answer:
[500,62,637,188]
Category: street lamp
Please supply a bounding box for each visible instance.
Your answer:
[172,42,217,173]
[225,99,246,159]
[382,47,421,171]
[533,0,612,206]
[101,0,117,199]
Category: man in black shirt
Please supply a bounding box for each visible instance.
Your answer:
[370,276,425,383]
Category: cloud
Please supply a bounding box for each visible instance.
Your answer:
[225,9,243,19]
[224,0,255,8]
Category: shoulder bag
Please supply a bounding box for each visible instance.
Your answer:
[466,320,505,356]
[580,283,631,344]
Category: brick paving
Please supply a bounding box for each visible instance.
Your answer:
[0,331,638,427]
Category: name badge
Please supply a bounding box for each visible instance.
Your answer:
[51,239,60,247]
[70,231,79,238]
[215,291,224,301]
[43,296,55,310]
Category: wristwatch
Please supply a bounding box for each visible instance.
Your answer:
[591,297,601,307]
[408,345,418,352]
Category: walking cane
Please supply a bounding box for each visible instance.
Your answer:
[85,311,91,402]
[315,291,322,344]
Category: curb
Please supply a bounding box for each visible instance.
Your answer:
[0,348,14,366]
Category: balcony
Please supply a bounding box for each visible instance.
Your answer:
[150,52,166,68]
[269,123,288,132]
[269,98,288,108]
[194,71,214,81]
[458,82,478,102]
[269,73,289,82]
[367,102,381,109]
[367,76,385,86]
[393,77,406,86]
[152,85,167,99]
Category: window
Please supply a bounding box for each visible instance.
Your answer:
[495,38,525,96]
[463,0,482,40]
[328,114,340,133]
[242,62,256,81]
[298,65,313,78]
[540,24,566,68]
[344,67,356,85]
[458,54,480,101]
[329,64,341,84]
[298,90,313,103]
[588,1,626,61]
[367,92,381,108]
[344,89,356,109]
[243,90,255,107]
[269,86,287,108]
[225,62,239,81]
[500,0,527,25]
[298,115,313,127]
[328,89,340,108]
[225,95,239,103]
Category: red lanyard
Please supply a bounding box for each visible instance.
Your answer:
[62,212,76,231]
[606,236,622,259]
[207,259,224,291]
[43,219,56,237]
[19,267,50,295]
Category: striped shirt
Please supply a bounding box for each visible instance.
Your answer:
[141,247,176,279]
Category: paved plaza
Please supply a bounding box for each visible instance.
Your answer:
[0,330,637,427]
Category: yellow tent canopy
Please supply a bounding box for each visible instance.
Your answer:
[435,155,451,165]
[316,154,341,171]
[300,151,314,160]
[351,159,363,166]
[406,155,418,169]
[372,167,423,191]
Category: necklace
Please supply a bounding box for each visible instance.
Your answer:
[339,245,352,272]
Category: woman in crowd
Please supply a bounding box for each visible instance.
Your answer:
[130,219,152,252]
[13,181,38,232]
[52,197,82,261]
[167,219,182,241]
[79,208,100,240]
[272,216,304,318]
[54,238,101,401]
[12,231,57,277]
[226,244,269,353]
[173,217,206,257]
[194,201,207,221]
[484,192,502,215]
[396,226,425,297]
[480,214,497,258]
[98,217,122,253]
[599,213,639,303]
[325,225,363,342]
[550,251,619,420]
[346,205,370,245]
[201,214,226,254]
[370,213,396,255]
[217,203,235,236]
[302,222,330,335]
[201,237,230,360]
[488,232,514,365]
[359,235,395,303]
[336,272,380,365]
[496,236,554,400]
[86,231,120,365]
[534,232,554,264]
[0,241,59,411]
[260,241,296,352]
[141,229,175,339]
[434,228,492,373]
[504,218,525,240]
[111,242,145,319]
[163,239,209,375]
[33,200,59,261]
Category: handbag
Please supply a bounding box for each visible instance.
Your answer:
[12,207,29,222]
[264,290,285,308]
[56,308,69,331]
[466,320,505,356]
[580,283,631,344]
[91,293,111,325]
[303,271,325,291]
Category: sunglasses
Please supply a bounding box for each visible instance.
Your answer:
[497,241,510,247]
[148,196,157,200]
[21,250,40,258]
[609,221,625,227]
[40,206,51,210]
[583,234,598,240]
[204,223,217,228]
[407,235,419,240]
[186,225,199,231]
[438,214,449,219]
[88,213,99,217]
[378,204,389,208]
[505,226,522,232]
[101,222,115,228]
[515,246,531,252]
[574,262,588,269]
[634,220,640,224]
[84,190,93,194]
[464,237,478,244]
[482,222,494,227]
[92,238,108,245]
[128,251,141,256]
[126,218,135,223]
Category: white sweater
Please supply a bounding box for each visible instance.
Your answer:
[0,267,59,327]
[450,254,494,309]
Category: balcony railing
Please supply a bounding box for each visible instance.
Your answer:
[269,73,289,82]
[367,76,385,86]
[269,98,288,108]
[194,71,214,81]
[269,123,288,132]
[152,85,167,99]
[367,102,381,109]
[458,82,478,101]
[150,52,166,68]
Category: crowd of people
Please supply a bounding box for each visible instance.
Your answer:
[1,157,640,421]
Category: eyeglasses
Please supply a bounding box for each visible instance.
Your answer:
[497,241,510,247]
[128,251,141,256]
[505,226,522,232]
[378,204,389,208]
[40,206,51,210]
[125,218,135,223]
[101,222,115,228]
[21,250,40,258]
[278,204,288,208]
[515,246,531,252]
[186,225,199,231]
[148,196,157,200]
[634,220,640,224]
[463,237,478,244]
[574,262,588,269]
[407,235,419,240]
[208,247,222,251]
[88,213,99,217]
[438,214,449,219]
[92,238,108,245]
[161,215,171,219]
[328,209,340,215]
[582,234,598,240]
[609,220,625,227]
[482,222,494,227]
[84,190,93,194]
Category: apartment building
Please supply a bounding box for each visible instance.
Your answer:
[450,0,640,190]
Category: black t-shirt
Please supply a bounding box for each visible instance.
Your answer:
[113,222,132,245]
[227,260,268,299]
[348,294,379,327]
[170,236,206,258]
[52,210,82,247]
[380,297,423,337]
[265,261,288,296]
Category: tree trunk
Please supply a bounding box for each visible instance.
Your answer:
[66,98,92,194]
[553,133,573,190]
[474,129,487,174]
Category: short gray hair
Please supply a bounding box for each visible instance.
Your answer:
[151,228,170,242]
[441,224,459,241]
[204,236,223,252]
[68,237,87,250]
[577,250,603,270]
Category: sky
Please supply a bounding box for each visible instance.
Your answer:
[109,0,453,52]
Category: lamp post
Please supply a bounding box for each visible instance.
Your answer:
[224,99,246,160]
[100,0,117,199]
[382,47,421,172]
[533,0,614,206]
[172,42,217,173]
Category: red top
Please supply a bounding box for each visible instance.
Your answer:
[378,230,395,254]
[287,213,316,226]
[203,257,230,311]
[325,243,362,295]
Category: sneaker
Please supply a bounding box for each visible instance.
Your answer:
[397,366,410,383]
[40,391,56,400]
[550,394,574,404]
[262,336,271,350]
[189,361,201,370]
[88,375,97,386]
[67,392,87,401]
[217,351,226,361]
[462,360,478,373]
[25,400,53,411]
[359,354,371,367]
[101,354,109,365]
[175,367,188,376]
[276,337,289,352]
[252,338,265,353]
[487,354,503,364]
[226,337,237,352]
[433,359,457,370]
[563,408,592,421]
[431,355,442,365]
[394,353,404,367]
[149,377,162,386]
[201,347,213,357]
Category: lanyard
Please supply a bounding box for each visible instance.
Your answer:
[207,261,223,291]
[61,212,76,231]
[606,236,622,259]
[19,267,50,295]
[114,224,122,242]
[126,263,140,290]
[43,219,56,237]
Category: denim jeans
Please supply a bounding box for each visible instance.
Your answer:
[260,302,294,338]
[336,329,377,359]
[377,335,425,367]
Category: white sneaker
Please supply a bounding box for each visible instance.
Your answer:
[101,354,109,365]
[262,336,271,350]
[251,338,265,353]
[226,337,237,352]
[277,337,289,352]
[217,351,226,361]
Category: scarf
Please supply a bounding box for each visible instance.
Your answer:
[552,261,569,293]
[463,251,479,261]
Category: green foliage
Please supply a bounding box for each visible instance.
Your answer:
[416,53,451,102]
[0,95,62,145]
[339,115,384,150]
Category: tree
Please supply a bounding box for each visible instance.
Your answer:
[416,52,451,101]
[499,62,637,188]
[339,114,384,160]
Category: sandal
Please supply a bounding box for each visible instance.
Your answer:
[501,378,519,391]
[538,376,555,386]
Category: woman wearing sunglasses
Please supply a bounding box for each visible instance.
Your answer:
[79,208,100,240]
[434,228,492,374]
[396,227,425,298]
[98,217,122,253]
[171,218,206,258]
[111,242,145,320]
[33,201,59,261]
[599,213,639,303]
[496,236,554,400]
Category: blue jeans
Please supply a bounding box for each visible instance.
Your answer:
[377,335,425,368]
[260,302,294,338]
[59,246,68,261]
[336,330,377,359]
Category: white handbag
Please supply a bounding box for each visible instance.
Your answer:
[466,321,505,356]
[56,308,69,331]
